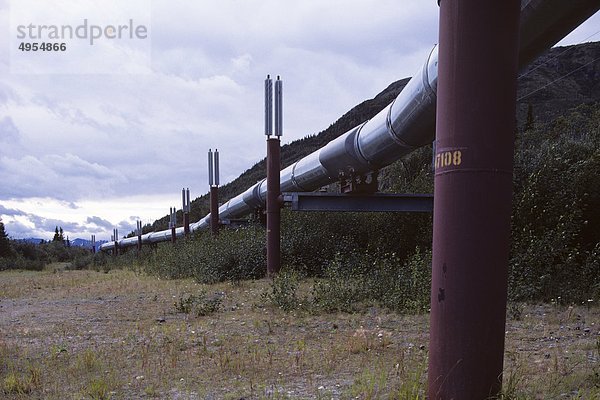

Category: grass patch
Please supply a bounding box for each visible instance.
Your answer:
[0,269,598,398]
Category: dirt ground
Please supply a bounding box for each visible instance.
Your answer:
[0,267,598,399]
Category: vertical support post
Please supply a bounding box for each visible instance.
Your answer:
[170,207,176,244]
[91,234,96,254]
[113,228,119,257]
[266,137,281,276]
[182,188,191,236]
[210,186,219,235]
[428,1,520,399]
[265,74,282,277]
[136,221,142,253]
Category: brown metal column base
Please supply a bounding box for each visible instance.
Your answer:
[428,1,520,398]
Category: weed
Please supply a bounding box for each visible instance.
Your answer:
[507,303,524,321]
[50,344,68,358]
[144,385,158,397]
[78,348,101,372]
[174,291,223,316]
[350,366,388,399]
[86,377,111,400]
[262,269,303,312]
[2,372,33,395]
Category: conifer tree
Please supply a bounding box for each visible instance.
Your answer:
[53,226,61,242]
[0,218,13,258]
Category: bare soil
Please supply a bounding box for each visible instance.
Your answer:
[0,267,598,399]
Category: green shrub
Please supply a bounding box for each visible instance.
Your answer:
[510,104,600,302]
[174,291,222,317]
[311,248,431,314]
[262,269,303,312]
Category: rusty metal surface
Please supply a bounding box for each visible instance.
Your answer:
[428,1,520,398]
[183,213,190,236]
[210,186,219,235]
[266,138,281,276]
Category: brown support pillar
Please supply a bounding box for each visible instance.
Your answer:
[428,1,520,399]
[171,227,176,244]
[183,188,191,236]
[113,229,119,257]
[184,213,190,236]
[266,137,281,276]
[210,186,219,235]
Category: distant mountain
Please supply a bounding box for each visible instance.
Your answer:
[13,238,108,249]
[14,238,46,245]
[147,41,600,233]
[70,238,108,249]
[517,41,600,125]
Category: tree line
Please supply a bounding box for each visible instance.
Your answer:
[0,223,89,271]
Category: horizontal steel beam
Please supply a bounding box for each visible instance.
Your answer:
[282,192,433,212]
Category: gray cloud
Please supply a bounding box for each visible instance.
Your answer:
[1,219,33,239]
[0,153,127,200]
[0,116,19,139]
[0,203,25,216]
[26,214,83,234]
[86,216,113,230]
[1,211,118,240]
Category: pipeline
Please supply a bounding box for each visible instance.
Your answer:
[101,0,599,252]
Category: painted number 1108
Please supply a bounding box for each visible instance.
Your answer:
[435,150,462,169]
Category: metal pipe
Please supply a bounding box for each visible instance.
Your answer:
[266,137,281,276]
[428,1,520,398]
[99,2,599,253]
[208,150,214,187]
[265,75,273,136]
[518,0,600,68]
[274,76,283,137]
[214,150,220,187]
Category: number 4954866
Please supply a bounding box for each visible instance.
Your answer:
[18,42,66,52]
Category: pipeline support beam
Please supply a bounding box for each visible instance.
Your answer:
[428,1,521,398]
[266,138,281,276]
[210,186,219,235]
[136,221,143,253]
[183,188,191,236]
[283,192,433,212]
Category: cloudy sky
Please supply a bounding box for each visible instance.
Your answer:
[0,1,598,241]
